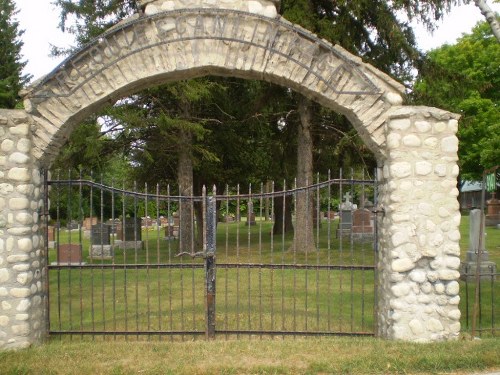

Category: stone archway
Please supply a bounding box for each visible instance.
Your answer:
[0,0,461,349]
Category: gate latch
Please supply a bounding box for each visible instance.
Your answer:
[175,251,205,259]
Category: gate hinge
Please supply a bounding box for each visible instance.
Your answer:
[371,206,385,215]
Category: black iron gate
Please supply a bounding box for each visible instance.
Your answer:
[43,171,378,339]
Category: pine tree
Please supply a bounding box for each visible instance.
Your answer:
[0,0,31,108]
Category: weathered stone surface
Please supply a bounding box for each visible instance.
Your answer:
[392,258,415,273]
[7,168,30,182]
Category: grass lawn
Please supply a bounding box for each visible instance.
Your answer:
[0,336,499,374]
[2,214,497,374]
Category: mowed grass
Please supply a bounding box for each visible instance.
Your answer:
[0,337,499,374]
[49,218,376,335]
[2,216,500,374]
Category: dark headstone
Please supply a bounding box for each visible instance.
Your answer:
[336,209,353,238]
[91,224,111,245]
[338,210,352,230]
[122,218,142,241]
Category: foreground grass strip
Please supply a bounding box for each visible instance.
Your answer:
[0,337,499,374]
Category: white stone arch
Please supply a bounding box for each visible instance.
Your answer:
[23,8,404,165]
[0,2,461,349]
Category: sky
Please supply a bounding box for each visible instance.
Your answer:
[13,0,500,82]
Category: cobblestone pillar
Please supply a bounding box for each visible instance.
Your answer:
[377,107,461,341]
[0,109,46,350]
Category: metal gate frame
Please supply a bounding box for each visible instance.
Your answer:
[44,171,378,340]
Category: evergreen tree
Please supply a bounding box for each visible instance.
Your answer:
[0,0,31,108]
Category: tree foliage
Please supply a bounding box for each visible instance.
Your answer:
[413,21,500,181]
[0,0,31,108]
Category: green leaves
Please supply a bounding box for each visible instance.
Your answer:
[413,21,500,180]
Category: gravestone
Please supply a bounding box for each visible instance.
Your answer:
[460,209,496,280]
[352,208,374,241]
[164,215,179,239]
[123,218,142,241]
[91,224,111,245]
[486,194,500,226]
[117,217,143,249]
[337,192,354,237]
[56,244,83,264]
[90,224,113,259]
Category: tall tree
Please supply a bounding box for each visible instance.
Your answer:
[413,21,500,181]
[278,0,460,251]
[473,0,500,42]
[0,0,31,108]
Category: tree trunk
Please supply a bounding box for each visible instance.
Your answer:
[474,0,500,42]
[293,95,316,253]
[178,127,195,253]
[273,194,294,235]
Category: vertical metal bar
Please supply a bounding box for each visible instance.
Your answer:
[236,184,240,338]
[55,171,62,335]
[167,185,173,341]
[327,169,332,332]
[247,184,252,334]
[43,169,51,336]
[224,184,229,339]
[361,170,366,332]
[145,183,151,337]
[134,181,139,338]
[100,174,106,336]
[156,183,162,340]
[304,177,309,333]
[350,168,355,332]
[78,170,84,338]
[67,170,73,339]
[190,186,196,336]
[316,173,320,332]
[293,178,297,334]
[258,183,264,338]
[373,167,379,335]
[270,181,275,334]
[465,265,470,332]
[339,168,344,332]
[472,172,487,338]
[179,187,185,341]
[205,186,217,340]
[89,172,96,339]
[122,180,128,338]
[281,179,285,337]
[490,265,495,335]
[111,178,117,340]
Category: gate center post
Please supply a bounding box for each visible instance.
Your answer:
[205,192,217,340]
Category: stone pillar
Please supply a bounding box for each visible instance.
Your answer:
[377,107,461,342]
[0,109,46,350]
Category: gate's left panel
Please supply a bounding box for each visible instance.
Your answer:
[45,174,205,340]
[0,110,47,350]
